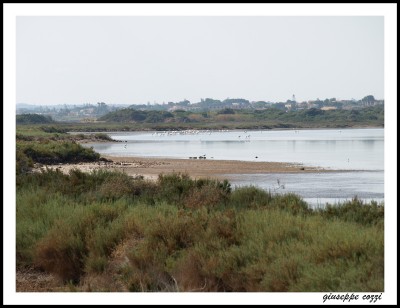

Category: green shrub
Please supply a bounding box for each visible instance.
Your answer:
[156,173,231,208]
[16,149,34,176]
[16,114,54,124]
[270,193,312,215]
[40,126,67,134]
[93,133,114,141]
[19,140,100,164]
[230,186,272,209]
[32,201,130,282]
[34,219,86,282]
[318,197,384,225]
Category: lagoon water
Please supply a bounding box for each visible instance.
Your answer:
[84,128,384,207]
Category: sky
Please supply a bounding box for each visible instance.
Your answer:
[4,3,398,306]
[16,15,384,105]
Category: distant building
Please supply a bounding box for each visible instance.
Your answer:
[298,102,308,109]
[321,106,337,111]
[168,106,188,112]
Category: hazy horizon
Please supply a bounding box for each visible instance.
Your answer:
[16,93,381,108]
[17,16,384,106]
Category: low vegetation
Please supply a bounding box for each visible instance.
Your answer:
[17,168,384,292]
[16,126,117,174]
[17,104,383,132]
[17,140,100,165]
[96,105,384,130]
[16,113,55,124]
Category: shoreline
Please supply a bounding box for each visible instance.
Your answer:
[38,155,353,181]
[69,125,383,136]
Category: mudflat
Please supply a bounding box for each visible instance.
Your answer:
[39,155,333,181]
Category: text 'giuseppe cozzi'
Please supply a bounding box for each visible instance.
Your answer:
[322,293,383,304]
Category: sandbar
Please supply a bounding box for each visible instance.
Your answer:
[39,155,339,181]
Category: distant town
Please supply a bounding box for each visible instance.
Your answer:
[16,95,383,122]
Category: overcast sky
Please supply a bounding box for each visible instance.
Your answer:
[16,16,384,105]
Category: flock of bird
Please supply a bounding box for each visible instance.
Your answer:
[151,129,230,137]
[120,129,349,162]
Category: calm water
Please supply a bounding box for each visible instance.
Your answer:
[228,171,384,208]
[83,128,384,207]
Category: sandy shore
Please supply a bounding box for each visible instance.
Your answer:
[38,155,337,181]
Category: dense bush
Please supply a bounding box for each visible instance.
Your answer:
[316,197,384,226]
[17,140,100,165]
[217,108,236,115]
[16,169,384,291]
[93,133,115,141]
[99,109,174,123]
[40,126,68,133]
[95,105,384,129]
[155,173,231,208]
[16,114,54,124]
[16,149,34,176]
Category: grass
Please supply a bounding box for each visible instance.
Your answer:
[16,168,384,292]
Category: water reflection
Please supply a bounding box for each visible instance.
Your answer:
[361,139,378,149]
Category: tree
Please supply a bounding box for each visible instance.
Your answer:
[217,108,235,115]
[362,95,375,103]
